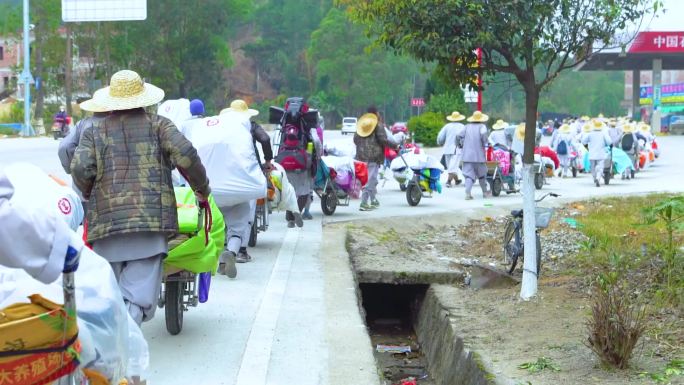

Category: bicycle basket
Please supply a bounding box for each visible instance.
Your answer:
[535,207,554,229]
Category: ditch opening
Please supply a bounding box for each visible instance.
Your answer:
[359,283,434,384]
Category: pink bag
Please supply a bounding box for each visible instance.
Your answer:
[493,149,511,176]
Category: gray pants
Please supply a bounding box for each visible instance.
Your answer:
[110,255,164,326]
[219,202,252,256]
[590,159,605,182]
[241,200,257,248]
[558,154,569,176]
[361,162,380,204]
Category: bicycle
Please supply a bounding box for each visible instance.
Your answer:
[502,192,559,275]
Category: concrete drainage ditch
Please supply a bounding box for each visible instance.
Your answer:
[358,282,501,385]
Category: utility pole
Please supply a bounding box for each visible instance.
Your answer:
[65,24,73,116]
[19,0,35,136]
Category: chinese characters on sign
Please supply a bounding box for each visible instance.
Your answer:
[629,31,684,53]
[639,82,684,106]
[410,98,425,107]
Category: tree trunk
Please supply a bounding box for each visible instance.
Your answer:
[65,25,73,116]
[520,84,540,300]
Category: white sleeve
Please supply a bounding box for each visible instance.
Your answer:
[0,172,81,284]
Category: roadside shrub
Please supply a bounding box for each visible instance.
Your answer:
[0,102,24,124]
[407,111,444,146]
[586,270,646,369]
[425,91,467,116]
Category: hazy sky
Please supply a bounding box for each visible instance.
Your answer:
[640,0,684,31]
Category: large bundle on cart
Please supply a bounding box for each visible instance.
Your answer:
[0,295,80,385]
[165,187,225,274]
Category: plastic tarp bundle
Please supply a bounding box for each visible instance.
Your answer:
[389,152,444,172]
[320,155,364,196]
[184,113,267,207]
[0,248,149,383]
[268,163,299,213]
[610,147,636,174]
[157,99,191,130]
[165,187,225,274]
[324,140,356,158]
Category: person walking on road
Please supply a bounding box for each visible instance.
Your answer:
[437,111,466,187]
[354,110,396,211]
[582,119,612,187]
[71,70,211,325]
[488,119,509,149]
[458,111,490,200]
[552,123,575,178]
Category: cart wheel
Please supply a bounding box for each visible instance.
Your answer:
[534,173,544,190]
[321,190,337,215]
[165,280,184,335]
[406,182,422,206]
[248,221,257,247]
[603,171,611,185]
[491,178,502,197]
[572,167,577,178]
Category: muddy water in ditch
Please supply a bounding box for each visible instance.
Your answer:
[359,283,435,385]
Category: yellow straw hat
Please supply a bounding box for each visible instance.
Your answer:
[622,123,635,133]
[591,119,606,131]
[638,122,651,132]
[220,99,259,117]
[92,70,164,111]
[356,113,378,137]
[467,110,489,123]
[446,111,466,122]
[515,123,526,140]
[582,123,592,133]
[492,119,507,130]
[559,123,571,133]
[580,115,590,121]
[79,98,108,113]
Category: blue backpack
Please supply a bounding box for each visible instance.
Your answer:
[557,140,568,155]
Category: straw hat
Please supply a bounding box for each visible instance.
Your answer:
[220,99,259,117]
[515,123,526,140]
[638,122,651,132]
[580,115,590,121]
[492,119,507,130]
[92,70,164,111]
[356,113,378,137]
[467,110,489,123]
[622,123,636,133]
[591,119,606,131]
[79,97,108,113]
[559,124,571,134]
[582,123,592,133]
[446,111,466,122]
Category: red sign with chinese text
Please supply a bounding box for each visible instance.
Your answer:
[628,31,684,53]
[410,98,425,107]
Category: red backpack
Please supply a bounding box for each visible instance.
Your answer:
[276,123,310,171]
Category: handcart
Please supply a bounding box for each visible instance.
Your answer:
[160,187,224,335]
[249,179,274,247]
[396,147,441,207]
[314,159,351,216]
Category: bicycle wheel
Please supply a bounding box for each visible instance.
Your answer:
[503,218,518,273]
[165,280,184,335]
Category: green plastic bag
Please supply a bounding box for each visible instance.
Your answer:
[165,187,225,274]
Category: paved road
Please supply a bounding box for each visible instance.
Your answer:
[1,132,682,384]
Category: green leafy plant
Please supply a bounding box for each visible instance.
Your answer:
[638,359,684,383]
[517,357,560,374]
[641,196,684,299]
[407,111,444,145]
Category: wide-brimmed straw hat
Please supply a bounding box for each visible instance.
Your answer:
[92,70,164,111]
[638,122,651,132]
[467,110,489,123]
[591,119,606,131]
[580,115,590,121]
[582,123,592,133]
[79,97,108,113]
[492,119,507,130]
[622,123,636,133]
[515,123,526,140]
[220,99,259,116]
[356,113,378,137]
[559,124,571,134]
[446,111,466,122]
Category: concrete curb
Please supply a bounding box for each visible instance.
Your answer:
[322,223,381,385]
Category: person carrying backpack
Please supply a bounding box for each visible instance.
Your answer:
[274,97,321,226]
[552,123,575,178]
[354,108,397,211]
